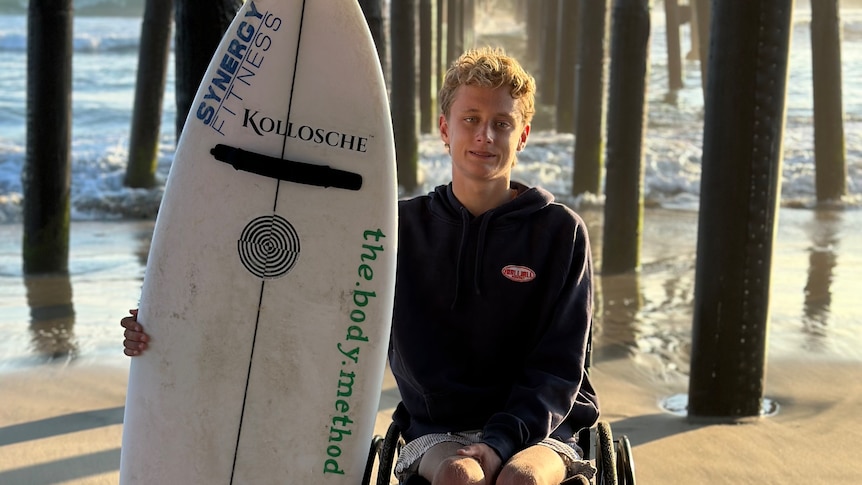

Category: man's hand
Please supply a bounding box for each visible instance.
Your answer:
[457,443,502,484]
[121,309,149,356]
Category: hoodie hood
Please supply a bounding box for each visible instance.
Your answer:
[426,182,554,308]
[428,181,555,225]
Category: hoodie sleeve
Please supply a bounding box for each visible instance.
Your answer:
[481,218,598,463]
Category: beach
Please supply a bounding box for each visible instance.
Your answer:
[2,3,862,483]
[1,206,861,484]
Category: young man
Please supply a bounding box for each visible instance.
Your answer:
[123,48,598,485]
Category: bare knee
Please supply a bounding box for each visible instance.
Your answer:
[496,462,543,485]
[432,455,485,485]
[496,446,566,485]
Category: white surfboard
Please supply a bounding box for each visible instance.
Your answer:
[119,1,397,483]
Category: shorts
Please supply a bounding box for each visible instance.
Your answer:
[393,430,596,482]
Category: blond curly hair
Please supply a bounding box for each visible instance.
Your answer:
[438,47,536,125]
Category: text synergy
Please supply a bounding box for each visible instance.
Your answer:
[195,1,371,155]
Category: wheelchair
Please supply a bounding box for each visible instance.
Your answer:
[361,328,637,485]
[362,417,635,484]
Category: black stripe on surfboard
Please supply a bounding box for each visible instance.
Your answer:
[211,143,362,191]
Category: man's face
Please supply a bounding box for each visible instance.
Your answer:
[440,84,530,186]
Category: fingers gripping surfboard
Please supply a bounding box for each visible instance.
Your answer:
[119,1,397,483]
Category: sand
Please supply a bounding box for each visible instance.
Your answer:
[1,354,860,484]
[590,357,862,484]
[0,365,126,485]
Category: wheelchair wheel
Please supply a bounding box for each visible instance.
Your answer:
[376,422,404,485]
[362,434,384,485]
[595,421,617,485]
[615,435,636,485]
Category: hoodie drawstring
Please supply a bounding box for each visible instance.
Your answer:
[450,207,471,310]
[451,207,495,309]
[473,212,493,296]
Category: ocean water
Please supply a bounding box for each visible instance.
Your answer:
[0,6,860,222]
[0,5,860,373]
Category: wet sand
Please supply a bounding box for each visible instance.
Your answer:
[1,206,860,483]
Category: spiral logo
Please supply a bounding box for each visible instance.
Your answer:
[237,215,300,279]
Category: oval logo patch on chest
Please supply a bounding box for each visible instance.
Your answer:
[501,265,536,283]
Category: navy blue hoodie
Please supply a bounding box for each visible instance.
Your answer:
[389,182,599,463]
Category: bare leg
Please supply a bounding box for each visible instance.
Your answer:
[496,444,567,485]
[418,442,487,485]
